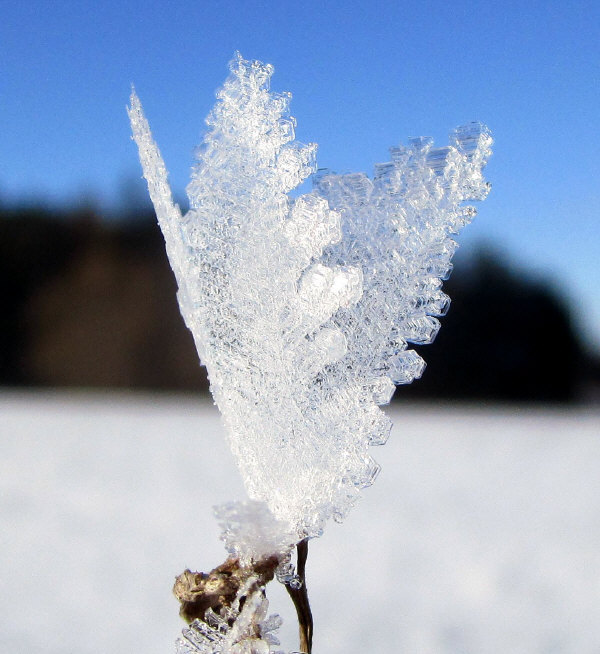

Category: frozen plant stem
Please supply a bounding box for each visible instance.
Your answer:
[173,557,278,624]
[128,52,491,654]
[173,542,312,653]
[285,540,313,653]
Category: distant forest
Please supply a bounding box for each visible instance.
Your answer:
[1,203,598,403]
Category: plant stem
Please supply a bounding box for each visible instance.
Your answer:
[285,539,313,653]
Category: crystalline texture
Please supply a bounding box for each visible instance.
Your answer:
[128,53,491,547]
[214,501,298,568]
[176,577,284,654]
[314,123,492,394]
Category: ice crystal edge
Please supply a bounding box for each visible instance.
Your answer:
[128,53,492,553]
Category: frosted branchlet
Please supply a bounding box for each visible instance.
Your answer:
[128,51,491,556]
[176,577,284,654]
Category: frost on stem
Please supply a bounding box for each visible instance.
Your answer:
[129,52,491,652]
[172,523,312,654]
[176,574,285,654]
[128,53,491,549]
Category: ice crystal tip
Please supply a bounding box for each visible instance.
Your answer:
[129,53,491,547]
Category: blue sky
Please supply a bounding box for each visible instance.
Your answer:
[1,0,599,351]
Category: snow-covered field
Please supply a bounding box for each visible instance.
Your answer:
[1,392,599,653]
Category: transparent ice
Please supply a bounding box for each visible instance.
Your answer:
[128,53,492,552]
[214,501,298,569]
[176,577,284,654]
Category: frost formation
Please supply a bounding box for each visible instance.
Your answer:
[128,53,492,547]
[176,577,284,654]
[215,501,298,570]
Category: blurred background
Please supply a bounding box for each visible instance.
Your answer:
[3,204,597,401]
[1,2,599,653]
[1,1,598,401]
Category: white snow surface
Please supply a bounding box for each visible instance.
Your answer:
[1,391,599,653]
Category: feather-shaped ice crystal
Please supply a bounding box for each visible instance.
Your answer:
[128,53,492,547]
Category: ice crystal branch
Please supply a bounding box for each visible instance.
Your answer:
[129,52,491,653]
[176,574,285,654]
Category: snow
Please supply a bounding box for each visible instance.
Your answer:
[1,391,599,653]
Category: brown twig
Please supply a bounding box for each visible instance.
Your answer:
[173,555,279,624]
[174,541,313,652]
[285,539,313,653]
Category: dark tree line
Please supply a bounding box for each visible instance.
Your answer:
[0,205,207,391]
[402,248,592,403]
[0,205,597,402]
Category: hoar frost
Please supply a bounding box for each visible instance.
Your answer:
[177,576,284,654]
[128,52,492,552]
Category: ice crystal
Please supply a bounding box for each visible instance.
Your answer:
[128,53,491,550]
[215,500,297,568]
[176,577,284,654]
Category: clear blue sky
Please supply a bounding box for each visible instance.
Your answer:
[2,0,599,351]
